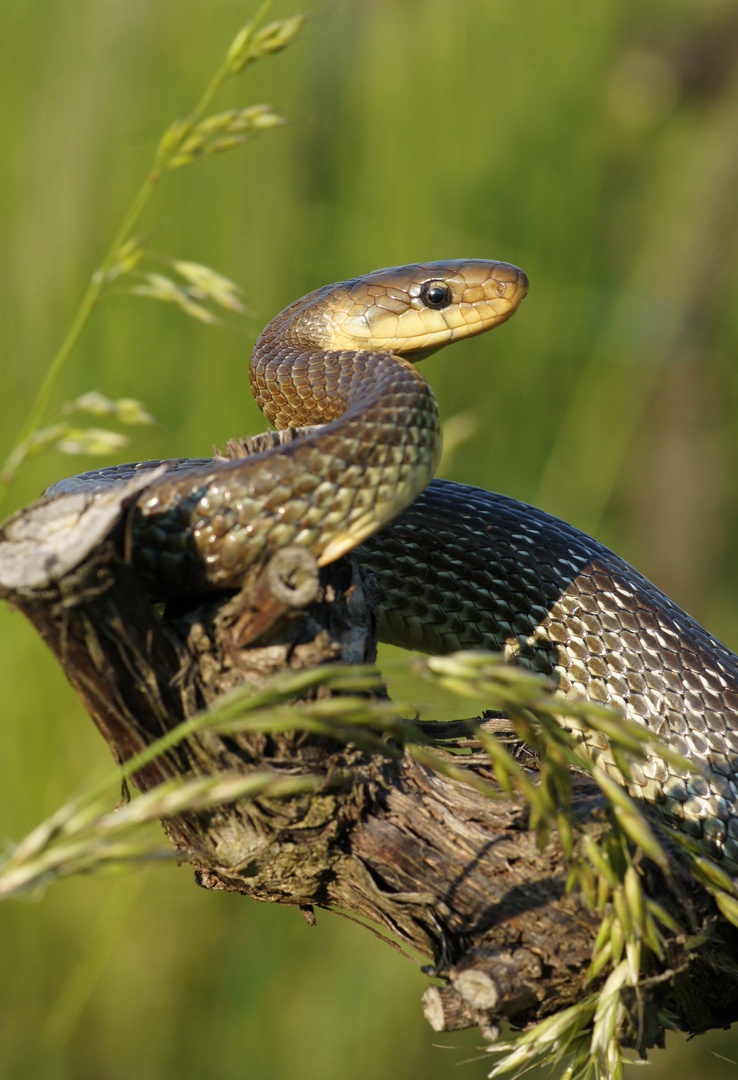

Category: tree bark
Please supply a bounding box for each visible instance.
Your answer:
[1,472,738,1054]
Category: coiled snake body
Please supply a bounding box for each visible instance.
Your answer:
[47,261,738,870]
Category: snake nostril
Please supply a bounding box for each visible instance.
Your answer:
[495,281,507,298]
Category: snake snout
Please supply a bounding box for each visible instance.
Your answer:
[495,264,529,300]
[458,260,528,304]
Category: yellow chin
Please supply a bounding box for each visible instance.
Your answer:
[326,296,521,356]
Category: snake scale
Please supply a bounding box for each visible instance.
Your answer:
[45,260,738,871]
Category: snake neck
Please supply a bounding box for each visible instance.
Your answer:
[249,332,435,429]
[133,339,441,589]
[247,338,443,555]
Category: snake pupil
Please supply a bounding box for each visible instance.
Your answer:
[420,281,453,309]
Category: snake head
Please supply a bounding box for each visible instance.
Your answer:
[316,259,528,358]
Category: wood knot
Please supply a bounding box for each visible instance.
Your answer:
[265,546,319,608]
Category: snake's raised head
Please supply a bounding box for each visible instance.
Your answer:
[313,259,528,358]
[251,259,528,430]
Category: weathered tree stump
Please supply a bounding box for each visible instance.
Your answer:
[2,467,738,1055]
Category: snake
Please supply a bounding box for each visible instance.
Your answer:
[43,260,738,872]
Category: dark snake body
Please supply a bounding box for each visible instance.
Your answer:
[45,261,738,870]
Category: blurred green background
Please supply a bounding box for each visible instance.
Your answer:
[1,0,738,1077]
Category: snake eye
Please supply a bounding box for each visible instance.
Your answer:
[420,280,453,309]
